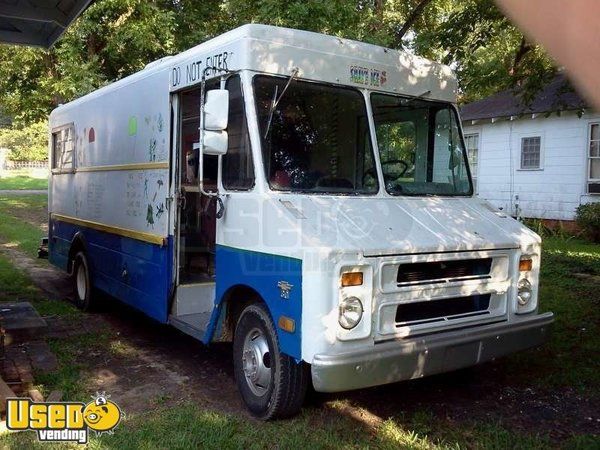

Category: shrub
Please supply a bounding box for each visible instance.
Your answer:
[522,217,575,240]
[575,202,600,242]
[0,121,48,161]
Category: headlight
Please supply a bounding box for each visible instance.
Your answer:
[517,278,532,306]
[339,296,363,329]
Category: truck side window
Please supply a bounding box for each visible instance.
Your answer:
[223,76,255,190]
[51,124,75,172]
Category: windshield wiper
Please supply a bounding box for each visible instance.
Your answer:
[378,90,432,109]
[264,67,300,139]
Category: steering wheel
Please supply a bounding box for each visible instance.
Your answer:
[363,159,410,183]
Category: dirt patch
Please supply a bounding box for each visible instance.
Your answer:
[0,243,70,300]
[2,248,599,443]
[83,309,244,416]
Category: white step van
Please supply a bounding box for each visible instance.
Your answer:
[47,24,554,419]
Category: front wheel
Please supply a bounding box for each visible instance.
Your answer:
[233,304,308,420]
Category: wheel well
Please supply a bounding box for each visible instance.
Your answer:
[215,285,264,342]
[67,235,86,275]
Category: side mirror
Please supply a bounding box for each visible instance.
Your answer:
[202,130,228,156]
[204,89,229,131]
[200,89,229,156]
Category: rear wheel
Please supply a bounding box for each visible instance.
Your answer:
[233,304,308,420]
[72,251,96,311]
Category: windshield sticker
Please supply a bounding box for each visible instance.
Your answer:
[350,65,387,87]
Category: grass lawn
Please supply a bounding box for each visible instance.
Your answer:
[0,403,574,450]
[0,169,48,190]
[0,253,77,317]
[0,194,47,257]
[504,236,600,393]
[0,195,598,449]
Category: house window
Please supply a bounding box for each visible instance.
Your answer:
[464,133,479,189]
[520,136,541,169]
[51,125,75,172]
[589,123,600,194]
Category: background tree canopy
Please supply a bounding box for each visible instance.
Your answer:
[0,0,556,161]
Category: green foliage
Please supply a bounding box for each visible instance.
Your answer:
[522,217,575,240]
[413,0,556,103]
[575,202,600,242]
[0,0,557,124]
[0,0,177,123]
[0,121,48,161]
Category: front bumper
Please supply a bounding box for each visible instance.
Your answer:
[311,312,554,393]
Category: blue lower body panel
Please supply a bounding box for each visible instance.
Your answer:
[210,245,302,360]
[49,218,172,323]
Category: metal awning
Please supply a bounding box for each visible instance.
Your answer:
[0,0,92,48]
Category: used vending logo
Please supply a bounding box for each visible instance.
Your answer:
[6,392,121,444]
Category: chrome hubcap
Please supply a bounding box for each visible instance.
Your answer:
[241,327,271,396]
[76,263,87,300]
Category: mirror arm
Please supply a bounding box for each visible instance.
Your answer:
[197,67,231,199]
[197,68,219,198]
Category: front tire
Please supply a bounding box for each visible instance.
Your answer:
[233,304,308,420]
[72,251,96,311]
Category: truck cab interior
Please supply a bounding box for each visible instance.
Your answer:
[178,88,218,283]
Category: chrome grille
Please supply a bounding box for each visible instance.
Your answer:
[396,258,492,286]
[394,294,491,326]
[376,249,513,339]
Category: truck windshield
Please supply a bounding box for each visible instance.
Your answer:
[254,75,378,194]
[371,93,472,196]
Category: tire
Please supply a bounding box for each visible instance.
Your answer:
[72,251,96,311]
[233,303,308,420]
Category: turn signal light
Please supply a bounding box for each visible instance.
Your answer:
[519,258,533,272]
[341,272,363,287]
[278,316,296,333]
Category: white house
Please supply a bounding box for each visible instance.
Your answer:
[461,74,599,221]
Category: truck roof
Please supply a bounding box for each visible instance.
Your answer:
[52,24,457,116]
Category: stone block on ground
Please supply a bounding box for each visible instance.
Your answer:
[0,302,47,345]
[45,390,63,402]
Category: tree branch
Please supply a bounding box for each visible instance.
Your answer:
[394,0,434,46]
[510,35,532,76]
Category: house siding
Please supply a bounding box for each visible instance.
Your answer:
[463,112,600,221]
